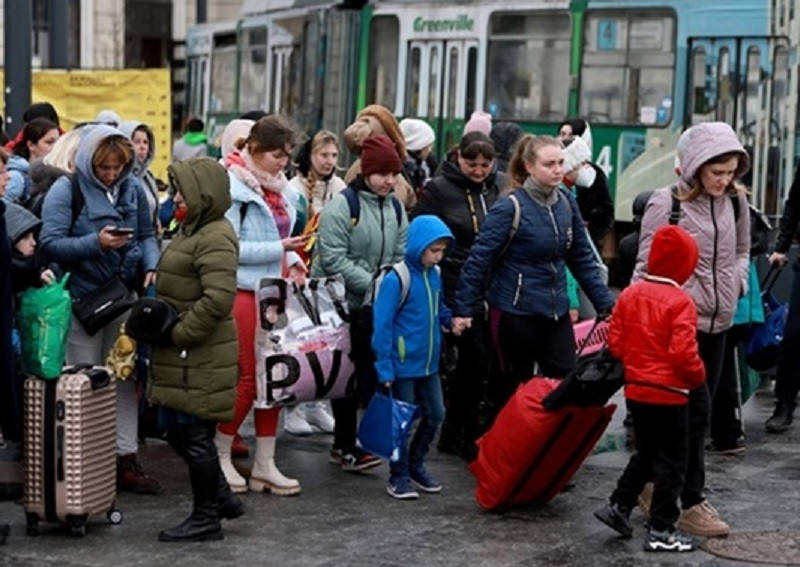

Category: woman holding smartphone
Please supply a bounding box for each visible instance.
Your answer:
[215,115,308,496]
[40,124,161,494]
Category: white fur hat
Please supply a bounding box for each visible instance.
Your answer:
[399,118,435,152]
[563,137,591,173]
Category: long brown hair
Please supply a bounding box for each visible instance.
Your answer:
[507,134,563,189]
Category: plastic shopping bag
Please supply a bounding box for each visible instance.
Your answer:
[357,391,419,462]
[18,274,72,379]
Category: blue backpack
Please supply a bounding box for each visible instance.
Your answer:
[747,266,788,371]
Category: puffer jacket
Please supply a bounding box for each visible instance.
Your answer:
[454,180,614,319]
[634,122,751,334]
[372,215,453,382]
[39,125,159,300]
[148,158,238,422]
[311,175,408,311]
[610,225,706,405]
[224,165,302,290]
[411,159,505,305]
[4,154,30,204]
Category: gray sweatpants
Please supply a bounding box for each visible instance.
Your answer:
[66,310,138,456]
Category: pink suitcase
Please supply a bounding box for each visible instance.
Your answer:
[23,366,122,536]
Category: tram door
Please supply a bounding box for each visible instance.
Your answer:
[403,39,479,154]
[686,36,794,216]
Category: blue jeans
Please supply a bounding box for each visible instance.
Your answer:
[390,374,445,479]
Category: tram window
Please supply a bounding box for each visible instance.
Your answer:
[486,12,571,120]
[446,46,458,119]
[580,12,675,126]
[367,16,399,109]
[428,44,441,118]
[405,45,422,117]
[465,46,478,118]
[743,47,761,131]
[717,49,734,124]
[210,33,237,112]
[690,49,715,124]
[239,27,268,114]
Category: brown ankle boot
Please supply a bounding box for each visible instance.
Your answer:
[117,454,161,494]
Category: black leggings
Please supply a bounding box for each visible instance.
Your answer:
[486,309,576,426]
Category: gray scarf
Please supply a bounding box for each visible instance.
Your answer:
[522,177,559,208]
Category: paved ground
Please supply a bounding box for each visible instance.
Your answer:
[1,387,798,567]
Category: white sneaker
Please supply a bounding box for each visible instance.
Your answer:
[283,405,314,436]
[305,401,335,433]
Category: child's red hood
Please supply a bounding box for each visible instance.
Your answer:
[647,224,698,285]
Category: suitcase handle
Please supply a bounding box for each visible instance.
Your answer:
[88,369,111,390]
[63,362,93,374]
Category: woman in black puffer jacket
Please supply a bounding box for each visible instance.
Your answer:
[411,132,505,460]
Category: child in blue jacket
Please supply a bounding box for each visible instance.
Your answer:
[372,214,455,499]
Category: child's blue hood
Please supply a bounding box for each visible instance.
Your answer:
[7,154,29,174]
[75,124,134,192]
[405,214,453,270]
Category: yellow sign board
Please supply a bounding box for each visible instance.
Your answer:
[2,69,172,179]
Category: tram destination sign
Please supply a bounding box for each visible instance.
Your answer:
[413,14,474,33]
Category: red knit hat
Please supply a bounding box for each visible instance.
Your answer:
[361,134,403,176]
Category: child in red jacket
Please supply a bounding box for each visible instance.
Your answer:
[594,225,705,552]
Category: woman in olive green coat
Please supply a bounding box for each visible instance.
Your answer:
[148,157,241,543]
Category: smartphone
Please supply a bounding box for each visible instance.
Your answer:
[109,227,135,236]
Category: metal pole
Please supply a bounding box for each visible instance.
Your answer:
[49,0,69,68]
[4,0,33,137]
[197,0,207,24]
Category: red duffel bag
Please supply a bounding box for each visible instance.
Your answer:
[469,378,615,511]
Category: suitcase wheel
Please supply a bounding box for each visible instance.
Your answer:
[67,518,86,538]
[107,508,123,525]
[25,513,39,537]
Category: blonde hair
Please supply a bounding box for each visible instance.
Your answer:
[304,130,340,215]
[507,134,563,189]
[43,129,82,173]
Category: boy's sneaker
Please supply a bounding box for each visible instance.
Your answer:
[678,500,730,537]
[386,476,419,500]
[593,502,633,538]
[329,448,382,472]
[410,466,442,493]
[643,527,696,552]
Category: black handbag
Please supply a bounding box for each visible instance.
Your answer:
[72,277,135,336]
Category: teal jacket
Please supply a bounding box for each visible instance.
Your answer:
[372,215,453,382]
[311,176,407,311]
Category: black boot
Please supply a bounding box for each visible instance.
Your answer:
[159,423,223,542]
[765,402,794,433]
[216,466,244,520]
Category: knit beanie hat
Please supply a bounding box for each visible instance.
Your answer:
[361,134,403,176]
[463,110,492,136]
[400,118,435,152]
[4,203,42,244]
[563,137,591,173]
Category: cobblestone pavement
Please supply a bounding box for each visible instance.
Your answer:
[1,388,798,567]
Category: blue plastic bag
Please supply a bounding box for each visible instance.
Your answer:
[747,292,788,371]
[356,391,419,462]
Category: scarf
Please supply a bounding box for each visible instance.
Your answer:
[226,149,287,195]
[522,177,559,208]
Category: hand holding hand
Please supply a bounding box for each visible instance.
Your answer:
[452,317,472,336]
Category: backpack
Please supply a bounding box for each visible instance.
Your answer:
[342,186,403,229]
[24,174,83,224]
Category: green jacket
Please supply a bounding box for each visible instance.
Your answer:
[311,176,407,311]
[148,158,239,422]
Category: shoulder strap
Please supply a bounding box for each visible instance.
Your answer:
[729,193,740,222]
[497,193,521,260]
[558,187,574,250]
[69,174,84,230]
[392,261,412,307]
[669,186,681,225]
[343,186,360,227]
[390,196,403,226]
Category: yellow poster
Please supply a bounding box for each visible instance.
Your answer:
[2,69,172,179]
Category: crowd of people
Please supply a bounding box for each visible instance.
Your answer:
[0,101,796,551]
